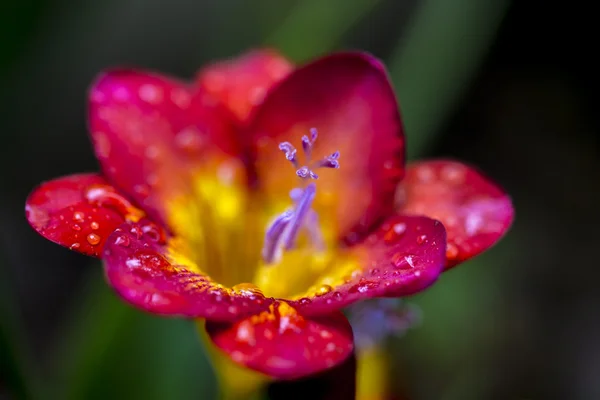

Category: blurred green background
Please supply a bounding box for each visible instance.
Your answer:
[1,0,597,399]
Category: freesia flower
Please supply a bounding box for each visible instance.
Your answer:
[25,49,513,381]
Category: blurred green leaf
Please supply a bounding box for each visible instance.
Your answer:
[266,0,381,61]
[388,0,510,158]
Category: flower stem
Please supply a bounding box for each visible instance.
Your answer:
[357,346,391,400]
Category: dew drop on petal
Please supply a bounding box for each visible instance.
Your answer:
[72,224,82,231]
[235,320,256,345]
[350,279,379,294]
[446,242,459,260]
[90,221,99,230]
[391,253,412,270]
[384,222,406,244]
[315,284,333,296]
[298,297,312,305]
[114,235,130,247]
[70,242,81,250]
[73,211,85,222]
[232,283,265,299]
[416,234,427,245]
[86,233,101,246]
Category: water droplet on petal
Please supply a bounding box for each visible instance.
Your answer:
[130,226,143,239]
[232,283,265,299]
[298,297,312,305]
[72,224,81,231]
[349,279,379,294]
[384,222,406,244]
[141,222,165,243]
[86,233,101,246]
[90,221,99,230]
[73,211,85,222]
[446,242,459,260]
[315,284,333,296]
[417,234,427,245]
[235,320,256,345]
[70,242,81,250]
[333,291,343,300]
[114,235,130,247]
[391,253,414,270]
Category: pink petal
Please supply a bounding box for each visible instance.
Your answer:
[398,160,514,269]
[89,69,239,225]
[25,173,144,257]
[246,52,405,240]
[103,221,273,320]
[292,215,446,316]
[205,303,353,379]
[197,49,293,124]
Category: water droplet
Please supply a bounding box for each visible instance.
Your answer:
[315,284,333,296]
[114,235,130,247]
[235,320,256,345]
[441,164,466,184]
[175,127,204,152]
[232,283,264,299]
[142,222,165,243]
[446,242,459,259]
[72,211,85,222]
[86,233,101,246]
[138,84,163,104]
[417,234,427,245]
[298,297,312,305]
[72,224,81,231]
[130,225,143,239]
[333,291,343,300]
[416,166,435,183]
[384,222,406,244]
[70,242,81,250]
[90,221,99,230]
[369,268,380,275]
[349,279,379,294]
[391,253,414,270]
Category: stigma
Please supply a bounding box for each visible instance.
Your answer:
[261,128,340,264]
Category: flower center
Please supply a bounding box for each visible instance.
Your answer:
[261,128,340,265]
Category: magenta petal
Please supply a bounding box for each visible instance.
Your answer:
[196,49,293,124]
[247,52,405,240]
[25,173,144,257]
[398,160,514,269]
[292,215,446,316]
[206,304,354,380]
[88,69,238,225]
[103,221,273,320]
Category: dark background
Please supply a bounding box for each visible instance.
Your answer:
[1,0,598,399]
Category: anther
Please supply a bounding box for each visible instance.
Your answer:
[261,128,340,264]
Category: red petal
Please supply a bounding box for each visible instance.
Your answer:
[205,302,354,380]
[291,215,446,316]
[398,160,514,269]
[89,69,238,225]
[247,52,405,240]
[103,221,273,320]
[25,173,144,257]
[196,49,293,124]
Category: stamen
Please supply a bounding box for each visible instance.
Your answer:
[314,151,340,169]
[296,166,318,180]
[282,183,316,250]
[262,210,294,264]
[278,142,298,168]
[261,128,340,264]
